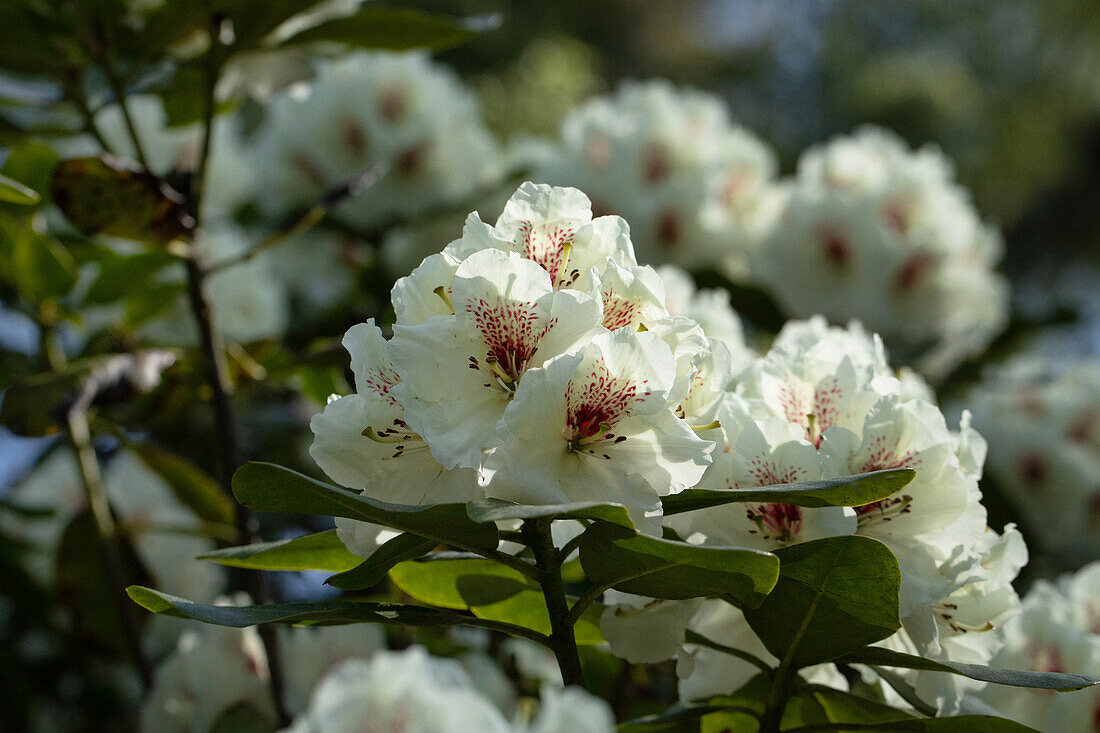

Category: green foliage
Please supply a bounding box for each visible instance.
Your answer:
[578,521,780,607]
[279,6,499,52]
[198,530,361,572]
[131,442,237,527]
[51,157,192,246]
[466,498,636,529]
[389,555,605,644]
[324,532,436,590]
[743,536,902,669]
[0,212,76,306]
[662,469,915,515]
[0,172,39,204]
[231,462,499,552]
[839,646,1099,692]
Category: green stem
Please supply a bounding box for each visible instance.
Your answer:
[760,661,794,733]
[683,629,774,676]
[40,326,155,690]
[100,54,150,171]
[523,518,584,687]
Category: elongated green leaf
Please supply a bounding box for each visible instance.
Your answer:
[280,7,499,52]
[662,469,915,516]
[0,172,40,204]
[232,462,498,551]
[132,442,236,526]
[0,212,76,305]
[578,522,779,608]
[466,498,635,529]
[198,530,361,572]
[325,533,436,590]
[129,585,483,627]
[2,140,59,203]
[389,556,604,644]
[743,535,901,669]
[839,646,1099,692]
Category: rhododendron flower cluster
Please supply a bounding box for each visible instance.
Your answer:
[533,81,782,272]
[285,647,614,733]
[311,182,731,536]
[971,562,1100,730]
[753,126,1009,374]
[251,51,502,229]
[969,357,1100,560]
[600,317,1022,712]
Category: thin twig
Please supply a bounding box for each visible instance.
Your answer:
[206,164,388,274]
[38,326,155,690]
[683,629,774,676]
[99,54,150,171]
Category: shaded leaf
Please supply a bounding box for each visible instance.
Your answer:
[84,251,178,304]
[389,556,605,644]
[324,532,436,590]
[198,530,360,572]
[743,535,901,669]
[1,140,59,203]
[466,498,635,529]
[131,442,236,526]
[280,6,499,52]
[129,585,484,627]
[51,156,191,245]
[231,462,499,552]
[0,212,77,303]
[839,646,1099,693]
[662,470,915,516]
[578,521,779,608]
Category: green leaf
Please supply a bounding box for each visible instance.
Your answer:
[1,140,59,203]
[0,364,84,436]
[280,7,499,52]
[662,469,915,516]
[578,522,779,608]
[466,498,635,529]
[50,156,191,245]
[324,533,436,590]
[208,703,276,733]
[0,213,77,304]
[231,462,499,552]
[389,556,605,644]
[129,585,488,628]
[743,535,901,669]
[131,442,236,526]
[85,251,178,305]
[0,173,40,205]
[198,530,361,572]
[839,646,1099,693]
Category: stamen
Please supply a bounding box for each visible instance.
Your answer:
[555,242,573,288]
[362,426,417,443]
[690,420,721,432]
[434,285,454,313]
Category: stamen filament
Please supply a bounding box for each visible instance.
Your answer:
[433,285,454,313]
[690,420,722,432]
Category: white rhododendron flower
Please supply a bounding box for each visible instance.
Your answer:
[140,225,289,346]
[251,51,501,229]
[486,328,713,527]
[970,564,1100,730]
[753,126,1009,374]
[141,604,384,732]
[873,525,1027,715]
[657,265,756,371]
[969,357,1100,560]
[603,317,1001,696]
[310,319,481,555]
[283,647,614,733]
[535,81,782,271]
[390,249,604,473]
[312,183,717,542]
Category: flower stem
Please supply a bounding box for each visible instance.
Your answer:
[522,518,584,687]
[759,660,793,733]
